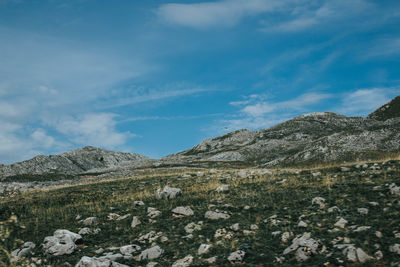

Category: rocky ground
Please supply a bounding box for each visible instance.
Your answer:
[1,159,400,266]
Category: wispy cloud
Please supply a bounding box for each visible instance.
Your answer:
[54,113,135,149]
[157,0,284,29]
[336,87,400,116]
[362,37,400,59]
[220,92,333,132]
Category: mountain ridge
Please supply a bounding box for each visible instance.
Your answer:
[1,95,400,179]
[0,146,151,180]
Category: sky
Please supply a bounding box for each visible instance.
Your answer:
[0,0,400,164]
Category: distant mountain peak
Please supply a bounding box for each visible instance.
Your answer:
[368,95,400,121]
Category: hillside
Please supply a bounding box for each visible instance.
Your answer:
[1,159,400,266]
[162,96,400,167]
[0,146,151,181]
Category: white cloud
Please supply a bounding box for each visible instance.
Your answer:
[54,113,134,149]
[31,129,55,149]
[336,88,400,116]
[221,92,333,132]
[157,0,284,29]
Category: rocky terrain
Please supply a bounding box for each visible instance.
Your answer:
[1,160,400,266]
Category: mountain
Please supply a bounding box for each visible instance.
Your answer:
[0,146,151,180]
[162,96,400,167]
[368,95,400,121]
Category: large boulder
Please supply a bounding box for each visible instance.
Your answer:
[156,186,182,200]
[138,246,164,261]
[43,230,82,256]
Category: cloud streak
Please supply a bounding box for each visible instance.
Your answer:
[157,0,284,29]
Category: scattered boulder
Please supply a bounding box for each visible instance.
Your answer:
[120,244,141,256]
[75,256,128,267]
[334,218,348,229]
[131,216,141,229]
[172,206,194,217]
[134,200,145,206]
[147,207,161,218]
[157,186,182,200]
[298,221,308,228]
[205,211,230,220]
[389,183,400,197]
[184,221,203,233]
[11,242,36,259]
[78,228,101,235]
[230,223,240,231]
[172,255,194,267]
[43,230,83,256]
[215,184,230,193]
[237,170,248,178]
[343,246,371,263]
[138,231,163,243]
[198,244,212,255]
[81,217,98,226]
[389,244,400,255]
[311,197,326,208]
[138,246,164,261]
[341,167,351,172]
[357,208,369,215]
[228,250,245,264]
[205,256,217,264]
[283,233,323,262]
[107,213,130,221]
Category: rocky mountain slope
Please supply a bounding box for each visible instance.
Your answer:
[0,146,151,180]
[162,96,400,167]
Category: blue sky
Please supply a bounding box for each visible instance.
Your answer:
[1,0,400,163]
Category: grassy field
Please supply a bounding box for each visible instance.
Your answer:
[1,161,400,266]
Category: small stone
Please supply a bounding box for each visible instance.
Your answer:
[230,223,240,231]
[172,255,194,267]
[205,211,230,220]
[205,256,217,264]
[138,246,164,261]
[147,207,161,218]
[312,197,326,208]
[341,167,350,172]
[375,250,383,260]
[120,244,141,256]
[353,226,371,232]
[389,244,400,255]
[250,224,258,231]
[243,205,251,210]
[298,221,308,228]
[81,217,98,226]
[328,206,340,213]
[228,250,245,264]
[134,200,145,206]
[172,206,194,217]
[216,184,230,193]
[131,216,141,229]
[357,208,369,215]
[184,222,203,233]
[156,186,182,200]
[356,248,371,263]
[198,244,212,255]
[334,218,348,229]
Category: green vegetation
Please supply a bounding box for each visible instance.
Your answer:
[1,161,400,266]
